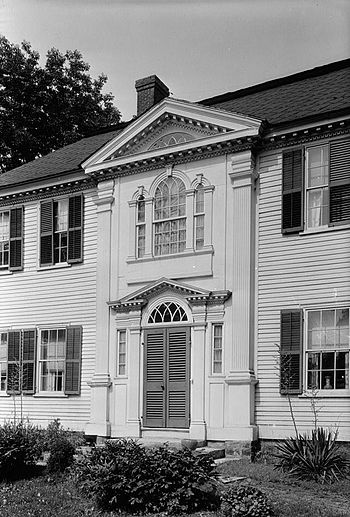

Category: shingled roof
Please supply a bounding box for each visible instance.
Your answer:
[1,58,349,189]
[0,127,123,189]
[201,59,350,126]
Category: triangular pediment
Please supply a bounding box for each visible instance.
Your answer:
[82,98,262,174]
[113,278,210,306]
[108,277,231,312]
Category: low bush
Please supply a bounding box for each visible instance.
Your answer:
[0,421,44,480]
[72,438,219,514]
[274,427,350,484]
[44,419,81,473]
[220,485,273,517]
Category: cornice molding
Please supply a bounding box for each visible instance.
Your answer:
[92,139,256,184]
[0,179,95,208]
[262,121,350,151]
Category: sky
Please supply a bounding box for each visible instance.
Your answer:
[1,0,349,121]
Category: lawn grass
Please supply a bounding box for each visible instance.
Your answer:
[0,459,349,517]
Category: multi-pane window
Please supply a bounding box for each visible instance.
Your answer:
[0,211,9,267]
[306,308,349,390]
[212,324,223,374]
[0,332,7,391]
[39,329,66,392]
[306,145,329,229]
[136,196,146,258]
[154,177,186,256]
[117,330,127,376]
[194,186,205,250]
[54,199,69,263]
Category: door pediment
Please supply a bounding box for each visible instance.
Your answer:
[82,98,262,174]
[109,277,231,312]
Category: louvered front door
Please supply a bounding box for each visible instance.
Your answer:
[143,327,190,428]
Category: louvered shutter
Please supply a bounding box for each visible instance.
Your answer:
[329,139,350,225]
[68,194,83,263]
[7,330,21,394]
[9,207,23,271]
[143,329,166,427]
[282,149,304,233]
[167,327,190,428]
[65,326,82,395]
[40,200,54,266]
[22,329,36,394]
[280,310,303,395]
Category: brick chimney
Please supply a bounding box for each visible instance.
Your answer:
[135,75,169,116]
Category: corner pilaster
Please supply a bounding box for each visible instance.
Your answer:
[86,179,114,437]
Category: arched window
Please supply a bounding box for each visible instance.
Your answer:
[154,177,186,256]
[136,195,145,258]
[148,302,188,323]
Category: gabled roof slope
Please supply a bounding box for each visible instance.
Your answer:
[201,59,350,126]
[0,128,123,188]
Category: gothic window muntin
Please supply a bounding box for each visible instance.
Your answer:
[153,176,187,256]
[136,195,146,258]
[194,185,205,250]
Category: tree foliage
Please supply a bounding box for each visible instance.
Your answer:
[0,36,121,173]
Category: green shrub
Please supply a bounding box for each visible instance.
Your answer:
[72,438,219,514]
[0,421,44,480]
[220,485,273,517]
[274,427,350,484]
[44,419,82,473]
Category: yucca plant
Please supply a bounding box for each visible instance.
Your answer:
[275,427,350,484]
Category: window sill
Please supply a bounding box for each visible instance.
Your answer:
[0,269,12,276]
[33,392,68,398]
[300,224,350,236]
[126,246,214,264]
[37,262,72,271]
[299,390,350,398]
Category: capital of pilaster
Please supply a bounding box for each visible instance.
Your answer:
[229,151,257,188]
[95,179,115,211]
[225,370,258,386]
[88,372,112,388]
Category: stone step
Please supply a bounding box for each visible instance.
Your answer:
[194,446,225,460]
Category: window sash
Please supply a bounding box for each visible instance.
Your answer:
[0,212,9,267]
[39,328,66,392]
[305,145,329,229]
[0,332,8,391]
[306,308,350,391]
[117,330,127,376]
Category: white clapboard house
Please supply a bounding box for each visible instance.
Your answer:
[0,60,349,450]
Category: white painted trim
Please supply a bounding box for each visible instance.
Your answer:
[84,127,260,174]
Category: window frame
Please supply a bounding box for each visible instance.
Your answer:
[0,211,10,269]
[304,307,350,394]
[282,137,350,235]
[39,194,83,268]
[116,329,127,377]
[0,331,8,393]
[38,327,67,394]
[305,144,329,231]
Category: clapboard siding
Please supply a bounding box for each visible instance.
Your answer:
[0,190,97,430]
[256,149,350,440]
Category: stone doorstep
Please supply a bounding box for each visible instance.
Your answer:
[194,446,225,460]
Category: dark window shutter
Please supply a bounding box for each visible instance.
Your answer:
[7,330,21,394]
[143,328,166,427]
[68,194,83,263]
[22,329,36,394]
[40,200,54,266]
[282,149,303,233]
[65,326,82,395]
[280,310,303,395]
[9,207,23,271]
[167,327,190,429]
[329,139,350,225]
